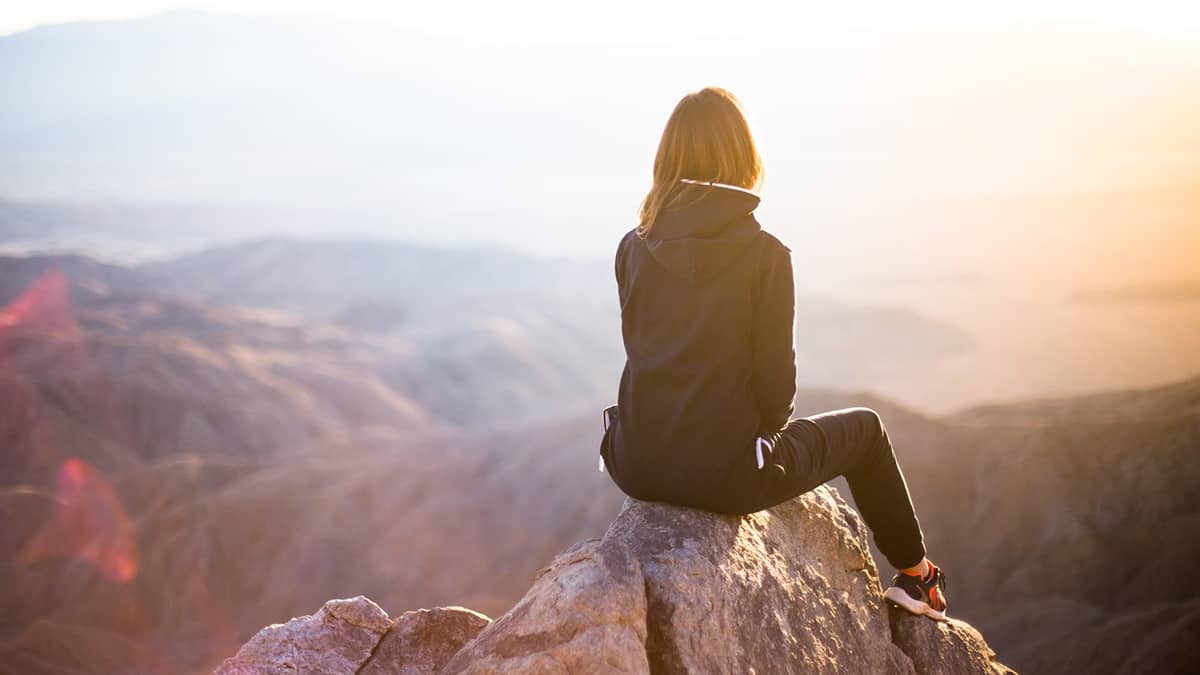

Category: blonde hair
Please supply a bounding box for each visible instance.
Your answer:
[637,87,763,236]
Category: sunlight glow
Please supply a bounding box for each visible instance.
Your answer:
[5,0,1200,40]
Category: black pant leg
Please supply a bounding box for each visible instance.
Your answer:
[759,407,927,570]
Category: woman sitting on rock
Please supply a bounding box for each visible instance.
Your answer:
[599,86,948,621]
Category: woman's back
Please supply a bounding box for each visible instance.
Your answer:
[600,85,945,621]
[603,181,796,510]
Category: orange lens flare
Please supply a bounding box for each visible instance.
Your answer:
[17,458,139,583]
[0,269,77,334]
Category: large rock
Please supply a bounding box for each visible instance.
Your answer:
[890,608,1015,675]
[440,537,651,674]
[220,486,1015,674]
[360,607,492,675]
[215,596,392,674]
[613,486,916,674]
[216,598,491,675]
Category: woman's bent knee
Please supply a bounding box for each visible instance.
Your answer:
[845,406,884,435]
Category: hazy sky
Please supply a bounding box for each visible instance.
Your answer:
[3,1,1197,289]
[6,0,1200,40]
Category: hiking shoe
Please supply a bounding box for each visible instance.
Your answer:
[884,562,948,621]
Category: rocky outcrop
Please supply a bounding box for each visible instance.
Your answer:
[890,608,1014,675]
[220,486,1013,674]
[216,598,490,675]
[359,607,492,675]
[601,487,910,674]
[440,537,650,673]
[216,596,394,674]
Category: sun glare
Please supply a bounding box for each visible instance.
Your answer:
[5,0,1200,40]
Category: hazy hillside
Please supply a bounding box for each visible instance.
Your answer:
[0,251,622,444]
[793,385,1200,675]
[0,255,629,673]
[1,249,1197,673]
[139,237,613,313]
[141,234,1200,415]
[0,422,626,675]
[911,390,1200,675]
[162,237,980,393]
[0,258,437,489]
[0,243,977,448]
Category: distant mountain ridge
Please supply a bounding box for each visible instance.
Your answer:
[135,237,973,393]
[139,236,613,311]
[0,245,976,438]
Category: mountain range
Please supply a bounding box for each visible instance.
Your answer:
[0,246,1196,673]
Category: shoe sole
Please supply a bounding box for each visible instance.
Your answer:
[884,586,948,621]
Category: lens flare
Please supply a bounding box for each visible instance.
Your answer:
[16,458,139,582]
[3,271,138,581]
[0,269,76,334]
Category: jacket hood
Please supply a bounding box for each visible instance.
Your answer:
[644,182,762,285]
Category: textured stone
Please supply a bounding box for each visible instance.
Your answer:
[215,596,391,675]
[359,606,491,675]
[222,487,1016,675]
[890,608,1017,675]
[440,537,651,674]
[608,485,915,675]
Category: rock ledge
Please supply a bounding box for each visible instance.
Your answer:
[219,486,1014,674]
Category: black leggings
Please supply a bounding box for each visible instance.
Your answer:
[720,407,927,570]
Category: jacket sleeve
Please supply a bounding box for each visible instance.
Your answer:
[752,240,797,435]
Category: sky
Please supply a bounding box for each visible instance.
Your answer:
[6,0,1200,41]
[2,0,1197,288]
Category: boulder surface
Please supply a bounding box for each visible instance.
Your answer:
[219,485,1015,674]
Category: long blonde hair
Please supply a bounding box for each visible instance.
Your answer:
[637,87,763,236]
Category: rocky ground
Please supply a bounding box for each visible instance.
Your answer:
[219,486,1013,675]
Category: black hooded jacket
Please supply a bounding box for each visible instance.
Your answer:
[601,182,797,511]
